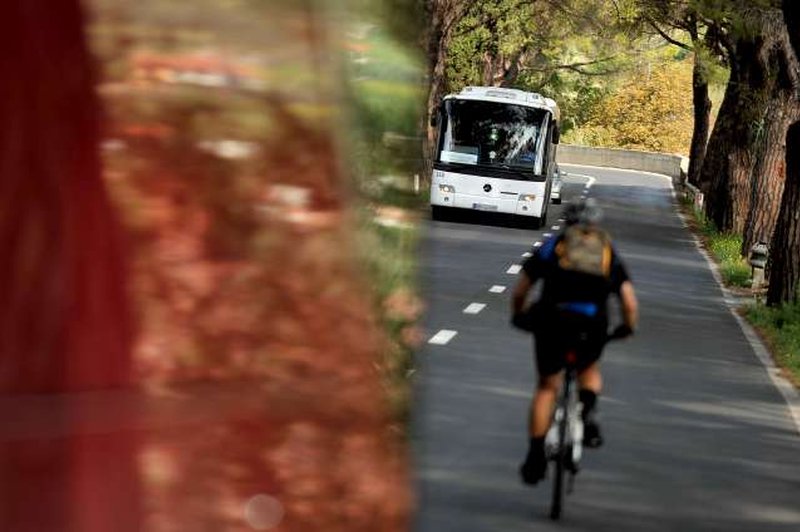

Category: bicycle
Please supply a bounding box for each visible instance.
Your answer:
[545,327,626,520]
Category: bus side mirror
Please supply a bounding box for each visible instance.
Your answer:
[552,126,560,145]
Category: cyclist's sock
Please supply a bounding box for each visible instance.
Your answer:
[580,389,604,448]
[521,437,547,484]
[579,389,598,420]
[528,436,545,456]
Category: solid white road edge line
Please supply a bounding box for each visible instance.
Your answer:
[489,285,506,293]
[463,303,487,315]
[428,329,458,345]
[561,163,675,199]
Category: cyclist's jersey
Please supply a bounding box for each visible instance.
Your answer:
[522,232,630,322]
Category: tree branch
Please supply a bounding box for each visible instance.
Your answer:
[646,16,692,51]
[521,55,619,75]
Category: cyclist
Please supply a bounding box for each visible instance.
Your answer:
[511,198,638,485]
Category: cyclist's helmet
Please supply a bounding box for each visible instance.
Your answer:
[564,198,603,226]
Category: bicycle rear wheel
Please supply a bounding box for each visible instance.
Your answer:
[550,385,570,519]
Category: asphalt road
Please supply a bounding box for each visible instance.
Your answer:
[412,165,800,531]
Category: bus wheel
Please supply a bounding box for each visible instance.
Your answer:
[431,206,447,221]
[533,209,547,229]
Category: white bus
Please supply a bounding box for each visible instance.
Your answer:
[430,86,560,228]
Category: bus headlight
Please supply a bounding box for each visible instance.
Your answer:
[439,184,455,193]
[519,194,536,202]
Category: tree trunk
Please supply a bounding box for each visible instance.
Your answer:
[688,51,712,186]
[767,1,800,304]
[739,6,800,255]
[423,1,470,173]
[784,0,800,57]
[0,1,138,529]
[701,10,791,234]
[767,121,800,305]
[741,96,800,254]
[500,48,529,87]
[699,71,757,232]
[481,49,528,88]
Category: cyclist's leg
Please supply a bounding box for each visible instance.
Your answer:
[521,336,563,484]
[577,327,605,447]
[531,332,564,436]
[530,372,563,437]
[577,360,604,447]
[577,360,601,395]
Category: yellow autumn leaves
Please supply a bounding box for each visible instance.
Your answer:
[569,60,695,155]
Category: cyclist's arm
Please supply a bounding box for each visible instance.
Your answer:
[512,272,534,315]
[619,280,638,329]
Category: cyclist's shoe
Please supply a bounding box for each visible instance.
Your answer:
[520,453,547,485]
[583,419,604,448]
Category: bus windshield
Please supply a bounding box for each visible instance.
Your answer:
[436,99,551,177]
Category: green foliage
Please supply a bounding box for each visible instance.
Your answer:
[443,0,714,147]
[345,4,424,425]
[746,302,800,385]
[345,20,425,197]
[686,200,752,287]
[358,213,421,423]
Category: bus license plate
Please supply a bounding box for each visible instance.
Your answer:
[472,203,498,211]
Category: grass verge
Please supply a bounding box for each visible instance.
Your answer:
[744,303,800,387]
[679,197,751,288]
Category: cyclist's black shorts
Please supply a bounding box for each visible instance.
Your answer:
[533,313,607,377]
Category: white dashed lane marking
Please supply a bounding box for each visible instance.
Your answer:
[543,233,553,238]
[489,285,506,293]
[463,303,486,315]
[522,251,532,258]
[552,225,560,230]
[507,264,522,274]
[428,329,458,345]
[533,242,542,248]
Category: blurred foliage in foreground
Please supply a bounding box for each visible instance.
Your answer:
[81,0,414,529]
[344,2,426,423]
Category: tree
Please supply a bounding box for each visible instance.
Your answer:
[636,1,725,185]
[699,5,796,235]
[740,74,800,254]
[579,59,694,153]
[443,0,638,143]
[766,0,800,305]
[423,0,473,163]
[0,0,138,529]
